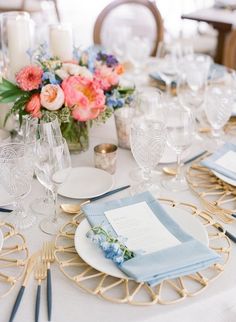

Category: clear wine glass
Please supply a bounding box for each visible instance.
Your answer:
[177,72,206,141]
[30,116,63,215]
[0,143,35,230]
[130,118,166,196]
[126,36,151,76]
[204,84,234,148]
[162,105,195,192]
[35,136,71,235]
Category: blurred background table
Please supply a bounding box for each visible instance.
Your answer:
[181,6,236,64]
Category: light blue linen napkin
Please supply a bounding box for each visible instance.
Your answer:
[201,143,236,180]
[149,63,225,88]
[82,191,220,286]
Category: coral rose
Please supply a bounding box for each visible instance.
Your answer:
[40,84,64,111]
[16,66,43,91]
[25,94,41,118]
[62,76,105,121]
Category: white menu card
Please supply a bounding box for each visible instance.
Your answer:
[215,150,236,173]
[105,201,181,254]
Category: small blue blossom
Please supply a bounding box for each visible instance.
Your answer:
[110,242,120,254]
[104,249,115,259]
[100,241,110,251]
[42,72,61,85]
[73,47,81,61]
[113,255,124,265]
[86,225,135,265]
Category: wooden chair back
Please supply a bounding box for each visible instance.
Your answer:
[93,0,164,56]
[223,29,236,69]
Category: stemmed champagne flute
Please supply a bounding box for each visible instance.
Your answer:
[0,143,35,229]
[162,104,195,192]
[130,118,166,196]
[35,136,71,235]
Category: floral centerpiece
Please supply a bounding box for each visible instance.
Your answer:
[0,45,134,152]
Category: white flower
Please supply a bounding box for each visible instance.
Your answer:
[56,63,93,80]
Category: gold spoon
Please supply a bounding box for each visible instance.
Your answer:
[162,151,207,176]
[162,167,177,176]
[60,201,89,214]
[60,185,131,214]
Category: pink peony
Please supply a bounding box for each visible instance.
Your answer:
[16,66,43,91]
[40,84,64,111]
[94,65,119,91]
[62,76,105,121]
[25,94,41,118]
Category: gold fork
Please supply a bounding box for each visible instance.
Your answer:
[42,242,55,322]
[34,260,47,322]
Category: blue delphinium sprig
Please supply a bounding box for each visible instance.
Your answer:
[86,226,134,265]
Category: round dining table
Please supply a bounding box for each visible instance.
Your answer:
[1,113,236,322]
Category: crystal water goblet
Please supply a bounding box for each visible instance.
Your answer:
[0,143,35,229]
[162,105,195,192]
[204,84,233,148]
[130,118,166,196]
[35,136,71,235]
[129,88,165,181]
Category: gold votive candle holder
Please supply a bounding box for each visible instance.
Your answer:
[94,143,118,174]
[114,107,135,149]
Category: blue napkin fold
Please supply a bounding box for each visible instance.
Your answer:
[201,143,236,181]
[149,63,225,88]
[82,191,220,286]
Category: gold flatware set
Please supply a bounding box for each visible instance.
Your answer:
[8,242,55,322]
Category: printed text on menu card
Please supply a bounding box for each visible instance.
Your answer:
[105,201,180,254]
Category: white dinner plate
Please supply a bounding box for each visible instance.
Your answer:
[58,167,114,199]
[0,184,13,207]
[212,170,236,187]
[0,228,3,251]
[74,204,209,279]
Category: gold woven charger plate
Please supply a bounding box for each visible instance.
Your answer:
[187,154,236,224]
[0,221,29,298]
[55,198,230,306]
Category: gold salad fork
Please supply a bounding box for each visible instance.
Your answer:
[34,260,47,322]
[42,242,55,322]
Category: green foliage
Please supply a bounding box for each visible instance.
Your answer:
[0,78,32,126]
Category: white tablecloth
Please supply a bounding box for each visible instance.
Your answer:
[1,116,236,322]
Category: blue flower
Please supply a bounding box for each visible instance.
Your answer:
[42,72,60,85]
[73,47,81,61]
[113,255,124,265]
[106,97,117,107]
[100,241,110,251]
[110,242,120,254]
[104,249,115,259]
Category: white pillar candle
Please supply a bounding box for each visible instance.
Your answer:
[50,24,73,61]
[7,15,32,77]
